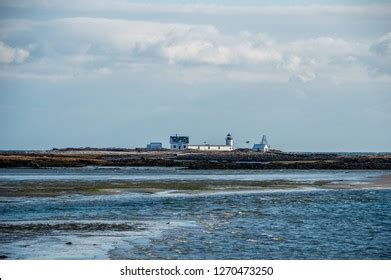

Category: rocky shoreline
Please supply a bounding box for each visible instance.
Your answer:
[0,149,390,169]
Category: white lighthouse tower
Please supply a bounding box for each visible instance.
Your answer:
[225,133,233,149]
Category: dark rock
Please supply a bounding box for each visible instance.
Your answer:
[1,150,390,170]
[65,242,72,245]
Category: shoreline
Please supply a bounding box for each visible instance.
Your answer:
[0,150,390,170]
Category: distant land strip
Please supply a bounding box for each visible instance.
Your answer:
[0,149,390,169]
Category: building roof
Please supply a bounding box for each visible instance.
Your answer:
[170,136,189,143]
[252,144,268,148]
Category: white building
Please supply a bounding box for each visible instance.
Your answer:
[188,133,233,151]
[169,135,189,150]
[146,142,162,150]
[169,133,234,151]
[252,135,270,152]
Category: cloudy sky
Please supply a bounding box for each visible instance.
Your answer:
[0,0,390,151]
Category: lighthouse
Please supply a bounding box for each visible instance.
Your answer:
[225,133,233,148]
[183,133,234,151]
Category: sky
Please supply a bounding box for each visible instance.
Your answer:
[0,0,390,152]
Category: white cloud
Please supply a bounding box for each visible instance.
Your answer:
[3,18,283,67]
[283,56,316,82]
[277,37,368,82]
[0,41,29,64]
[0,17,389,83]
[162,31,281,66]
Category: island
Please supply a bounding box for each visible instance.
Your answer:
[1,148,390,169]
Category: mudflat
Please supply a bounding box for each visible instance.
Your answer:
[1,168,390,259]
[0,169,389,197]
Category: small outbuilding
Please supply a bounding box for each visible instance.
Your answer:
[252,135,270,152]
[146,142,163,150]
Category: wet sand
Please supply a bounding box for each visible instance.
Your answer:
[376,174,391,186]
[1,173,390,198]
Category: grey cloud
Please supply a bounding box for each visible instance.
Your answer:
[0,17,389,83]
[364,33,391,75]
[370,33,391,56]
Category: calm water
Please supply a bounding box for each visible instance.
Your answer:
[0,168,390,259]
[0,167,387,182]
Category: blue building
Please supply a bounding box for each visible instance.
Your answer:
[146,142,163,150]
[252,135,270,152]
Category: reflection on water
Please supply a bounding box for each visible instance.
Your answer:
[0,168,390,259]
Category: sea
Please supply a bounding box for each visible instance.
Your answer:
[0,167,390,259]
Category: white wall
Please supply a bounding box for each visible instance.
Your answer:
[188,145,232,151]
[170,143,188,150]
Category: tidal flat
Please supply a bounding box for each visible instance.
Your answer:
[0,168,390,259]
[0,179,332,197]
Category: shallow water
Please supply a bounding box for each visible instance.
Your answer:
[0,168,390,259]
[0,167,387,182]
